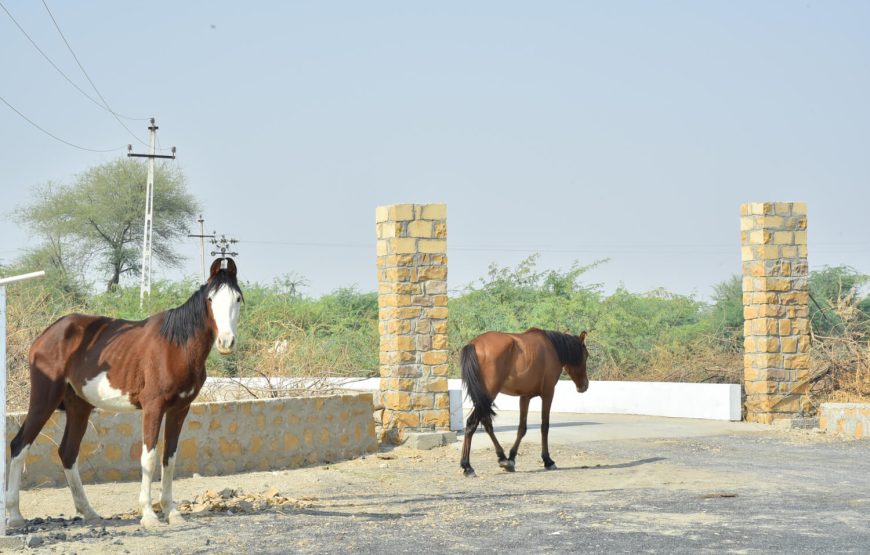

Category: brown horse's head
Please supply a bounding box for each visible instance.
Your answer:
[565,331,590,393]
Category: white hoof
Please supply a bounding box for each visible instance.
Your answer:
[6,515,26,528]
[83,512,103,525]
[141,513,162,528]
[167,510,186,526]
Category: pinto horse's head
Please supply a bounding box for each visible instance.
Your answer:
[566,331,590,393]
[207,258,243,355]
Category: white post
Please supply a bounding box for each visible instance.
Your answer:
[0,270,45,536]
[139,119,157,308]
[198,216,206,284]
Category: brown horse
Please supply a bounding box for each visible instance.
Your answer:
[459,328,589,477]
[5,258,242,528]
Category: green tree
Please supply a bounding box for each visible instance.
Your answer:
[15,158,199,290]
[808,266,870,337]
[707,275,744,351]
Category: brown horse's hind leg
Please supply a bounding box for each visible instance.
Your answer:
[540,394,557,470]
[5,371,66,527]
[460,412,481,477]
[58,388,100,523]
[505,395,532,472]
[160,405,190,525]
[481,415,510,470]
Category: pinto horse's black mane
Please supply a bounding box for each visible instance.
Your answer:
[531,328,586,366]
[160,269,242,345]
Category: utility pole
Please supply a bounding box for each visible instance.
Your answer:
[0,270,45,535]
[128,118,176,308]
[188,215,216,283]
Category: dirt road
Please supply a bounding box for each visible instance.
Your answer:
[7,413,869,554]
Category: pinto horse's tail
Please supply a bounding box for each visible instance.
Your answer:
[461,344,495,422]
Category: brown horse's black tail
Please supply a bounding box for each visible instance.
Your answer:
[461,344,495,422]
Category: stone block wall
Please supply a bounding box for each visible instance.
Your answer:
[376,203,450,443]
[820,403,870,439]
[740,202,811,423]
[6,394,377,489]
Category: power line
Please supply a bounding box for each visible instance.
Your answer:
[0,0,146,122]
[238,238,870,256]
[40,0,151,148]
[0,93,126,152]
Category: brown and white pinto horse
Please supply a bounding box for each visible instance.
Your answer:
[460,328,589,477]
[5,258,242,528]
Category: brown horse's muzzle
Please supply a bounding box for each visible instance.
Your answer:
[577,380,589,393]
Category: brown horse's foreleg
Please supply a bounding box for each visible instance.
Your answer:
[460,411,481,477]
[505,395,532,472]
[160,405,190,525]
[540,394,557,470]
[6,372,66,528]
[58,389,100,523]
[138,403,165,528]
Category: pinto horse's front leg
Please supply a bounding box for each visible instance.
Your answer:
[160,405,190,525]
[139,404,165,528]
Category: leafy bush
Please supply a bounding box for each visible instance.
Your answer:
[3,258,867,411]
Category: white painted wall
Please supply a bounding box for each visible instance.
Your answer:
[451,380,742,422]
[203,377,743,432]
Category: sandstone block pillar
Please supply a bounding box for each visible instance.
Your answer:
[376,204,449,443]
[740,202,811,423]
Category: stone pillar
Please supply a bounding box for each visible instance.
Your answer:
[740,202,811,423]
[376,204,450,443]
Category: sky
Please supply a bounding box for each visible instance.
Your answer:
[1,1,868,299]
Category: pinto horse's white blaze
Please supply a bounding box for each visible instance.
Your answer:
[80,372,138,412]
[209,284,240,355]
[63,462,100,521]
[139,444,160,527]
[5,444,30,527]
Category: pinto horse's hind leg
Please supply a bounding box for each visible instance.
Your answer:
[160,405,190,525]
[460,411,482,477]
[6,372,66,528]
[58,389,100,523]
[138,404,165,528]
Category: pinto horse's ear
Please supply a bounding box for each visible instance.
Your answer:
[578,331,587,343]
[209,258,223,278]
[224,257,237,276]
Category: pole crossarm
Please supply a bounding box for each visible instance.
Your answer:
[210,234,239,258]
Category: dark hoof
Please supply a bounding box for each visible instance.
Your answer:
[545,462,558,471]
[463,468,477,478]
[499,459,516,472]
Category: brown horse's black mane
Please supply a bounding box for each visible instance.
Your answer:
[531,328,585,366]
[159,270,243,345]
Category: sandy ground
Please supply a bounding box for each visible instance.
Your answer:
[5,413,869,554]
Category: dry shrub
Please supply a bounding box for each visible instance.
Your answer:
[808,292,870,406]
[199,330,377,402]
[590,332,742,384]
